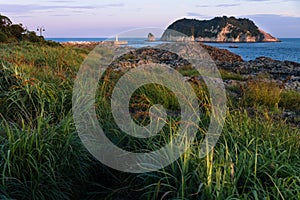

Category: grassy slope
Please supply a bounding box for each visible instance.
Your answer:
[0,42,299,199]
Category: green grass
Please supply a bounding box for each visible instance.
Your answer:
[280,90,300,112]
[0,115,93,200]
[0,43,299,199]
[219,69,244,81]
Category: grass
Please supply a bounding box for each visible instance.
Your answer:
[280,90,300,112]
[219,69,245,81]
[243,79,283,110]
[0,115,93,200]
[0,42,299,199]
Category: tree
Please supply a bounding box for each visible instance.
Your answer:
[0,13,59,45]
[0,14,12,28]
[0,30,8,42]
[9,24,26,39]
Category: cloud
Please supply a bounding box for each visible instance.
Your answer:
[242,14,300,37]
[0,3,124,14]
[47,0,77,3]
[246,13,300,20]
[215,3,240,7]
[240,0,299,3]
[100,3,124,8]
[9,15,34,18]
[196,3,240,8]
[186,12,211,18]
[0,4,94,13]
[195,5,210,8]
[241,0,270,1]
[50,14,71,17]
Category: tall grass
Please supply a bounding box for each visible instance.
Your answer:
[0,43,93,199]
[0,43,299,199]
[0,115,93,200]
[109,109,298,200]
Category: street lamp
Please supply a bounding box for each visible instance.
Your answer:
[37,26,45,36]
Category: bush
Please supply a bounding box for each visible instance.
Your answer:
[279,90,300,111]
[243,79,282,109]
[0,31,8,43]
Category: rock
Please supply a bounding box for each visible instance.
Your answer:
[147,33,155,42]
[281,111,300,128]
[109,47,191,72]
[199,43,243,63]
[259,29,281,42]
[216,56,300,91]
[77,41,298,92]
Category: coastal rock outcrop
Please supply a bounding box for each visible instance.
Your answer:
[219,56,300,91]
[161,16,280,43]
[62,41,298,92]
[109,43,243,71]
[108,44,299,92]
[147,33,155,42]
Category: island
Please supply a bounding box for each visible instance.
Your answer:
[161,16,280,42]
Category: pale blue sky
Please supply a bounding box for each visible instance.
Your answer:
[0,0,299,37]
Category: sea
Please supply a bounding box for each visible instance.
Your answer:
[47,38,300,63]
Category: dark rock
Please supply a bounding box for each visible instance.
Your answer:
[200,43,243,63]
[147,33,155,42]
[106,43,299,91]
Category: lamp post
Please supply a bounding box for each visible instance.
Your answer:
[37,26,45,36]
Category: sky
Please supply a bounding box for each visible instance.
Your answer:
[0,0,299,38]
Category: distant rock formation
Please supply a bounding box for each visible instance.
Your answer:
[147,33,155,42]
[258,29,280,42]
[161,16,280,43]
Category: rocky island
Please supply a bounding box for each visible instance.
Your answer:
[147,33,156,42]
[161,16,280,42]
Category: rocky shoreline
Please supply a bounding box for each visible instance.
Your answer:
[63,41,299,92]
[65,41,299,126]
[107,43,300,92]
[63,41,299,91]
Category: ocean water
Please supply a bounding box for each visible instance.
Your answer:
[204,38,300,63]
[47,38,300,63]
[47,38,168,48]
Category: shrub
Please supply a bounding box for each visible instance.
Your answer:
[0,31,8,43]
[279,90,300,112]
[243,79,282,109]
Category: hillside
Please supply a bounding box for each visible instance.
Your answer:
[161,16,280,42]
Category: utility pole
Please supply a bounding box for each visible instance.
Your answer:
[37,26,45,36]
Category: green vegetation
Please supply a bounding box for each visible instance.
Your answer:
[0,14,59,46]
[0,33,299,199]
[280,90,300,112]
[244,80,282,109]
[164,16,263,39]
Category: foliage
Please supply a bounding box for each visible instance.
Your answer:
[0,14,59,46]
[243,79,283,109]
[279,90,300,112]
[0,30,8,42]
